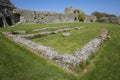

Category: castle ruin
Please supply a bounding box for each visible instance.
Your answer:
[65,6,83,14]
[0,0,97,27]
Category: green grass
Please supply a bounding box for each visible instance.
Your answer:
[0,34,77,80]
[32,28,101,54]
[79,24,120,80]
[0,23,120,80]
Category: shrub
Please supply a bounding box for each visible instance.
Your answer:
[78,13,85,22]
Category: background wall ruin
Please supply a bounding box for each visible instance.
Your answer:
[0,0,97,27]
[0,0,16,27]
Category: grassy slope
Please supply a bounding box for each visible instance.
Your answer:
[0,23,120,80]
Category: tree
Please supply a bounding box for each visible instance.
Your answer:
[92,12,116,19]
[91,12,104,19]
[78,13,85,22]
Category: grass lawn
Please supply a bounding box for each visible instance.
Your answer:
[32,28,101,54]
[0,34,77,80]
[0,23,120,80]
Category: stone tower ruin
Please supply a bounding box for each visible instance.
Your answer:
[65,6,83,14]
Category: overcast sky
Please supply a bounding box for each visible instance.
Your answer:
[10,0,120,16]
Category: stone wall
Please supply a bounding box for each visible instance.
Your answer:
[15,9,96,24]
[0,0,16,27]
[65,6,83,14]
[97,17,120,24]
[17,9,77,24]
[0,0,97,27]
[85,15,97,22]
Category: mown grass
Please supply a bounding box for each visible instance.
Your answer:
[0,34,77,80]
[32,28,101,54]
[79,24,120,80]
[0,23,120,80]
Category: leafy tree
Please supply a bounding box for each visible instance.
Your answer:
[92,12,116,19]
[78,13,85,22]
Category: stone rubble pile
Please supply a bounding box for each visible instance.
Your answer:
[62,33,71,38]
[2,27,108,70]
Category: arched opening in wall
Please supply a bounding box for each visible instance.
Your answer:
[41,17,44,19]
[34,15,37,19]
[77,10,80,14]
[74,17,77,21]
[0,18,4,27]
[14,13,21,23]
[6,17,12,26]
[90,19,93,22]
[74,11,76,13]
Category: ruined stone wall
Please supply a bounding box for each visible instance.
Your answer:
[64,6,97,23]
[97,17,120,24]
[15,9,96,24]
[0,0,16,27]
[85,15,97,22]
[65,6,83,14]
[16,6,96,24]
[17,10,77,24]
[0,0,97,27]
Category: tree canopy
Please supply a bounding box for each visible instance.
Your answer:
[91,12,116,19]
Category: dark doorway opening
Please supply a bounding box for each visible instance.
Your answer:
[14,14,20,23]
[74,17,77,21]
[6,17,12,26]
[77,10,80,13]
[0,18,4,27]
[74,11,76,13]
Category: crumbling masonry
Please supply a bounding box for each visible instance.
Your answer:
[0,0,97,27]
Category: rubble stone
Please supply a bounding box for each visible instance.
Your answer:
[63,33,71,38]
[12,30,26,34]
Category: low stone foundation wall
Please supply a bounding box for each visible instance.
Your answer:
[2,27,108,71]
[20,26,86,39]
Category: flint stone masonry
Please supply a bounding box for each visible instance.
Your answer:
[18,10,77,24]
[0,0,17,27]
[0,0,97,27]
[65,6,83,14]
[2,27,108,70]
[16,9,96,24]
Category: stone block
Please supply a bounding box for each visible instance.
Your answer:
[12,30,26,34]
[62,33,71,38]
